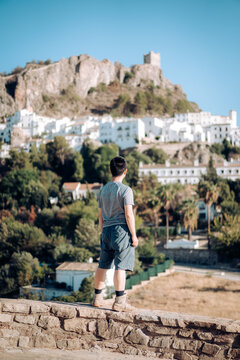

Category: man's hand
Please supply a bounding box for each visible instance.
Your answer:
[131,235,138,247]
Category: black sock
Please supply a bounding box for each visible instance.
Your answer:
[95,288,102,294]
[116,290,125,297]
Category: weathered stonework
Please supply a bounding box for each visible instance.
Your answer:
[0,298,239,359]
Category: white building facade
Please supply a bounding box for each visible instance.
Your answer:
[139,159,240,185]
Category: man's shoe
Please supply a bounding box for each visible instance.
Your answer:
[92,293,104,307]
[112,294,135,312]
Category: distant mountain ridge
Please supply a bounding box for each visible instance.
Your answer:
[0,53,199,118]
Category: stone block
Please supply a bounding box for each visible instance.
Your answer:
[178,329,194,338]
[202,343,221,356]
[124,325,133,336]
[34,334,56,348]
[174,353,193,360]
[177,319,186,328]
[0,314,12,322]
[118,343,139,355]
[30,303,50,314]
[97,319,108,338]
[230,349,240,358]
[87,320,96,333]
[104,342,118,349]
[64,318,87,334]
[147,324,178,336]
[126,328,149,346]
[67,338,81,349]
[213,335,234,345]
[97,319,125,340]
[37,315,60,330]
[51,304,76,319]
[196,331,213,341]
[18,336,29,348]
[135,312,159,322]
[149,336,172,348]
[0,329,19,338]
[0,338,9,349]
[225,321,240,333]
[160,315,178,327]
[2,302,30,314]
[108,311,134,322]
[56,339,68,349]
[77,307,106,319]
[15,314,36,325]
[172,339,200,351]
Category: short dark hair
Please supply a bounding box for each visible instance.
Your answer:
[110,156,127,177]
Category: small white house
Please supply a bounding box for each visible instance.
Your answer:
[62,182,81,201]
[78,183,102,199]
[56,262,114,292]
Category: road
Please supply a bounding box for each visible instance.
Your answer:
[174,264,240,282]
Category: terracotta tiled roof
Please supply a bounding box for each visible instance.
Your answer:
[80,183,102,190]
[56,262,98,272]
[63,182,80,190]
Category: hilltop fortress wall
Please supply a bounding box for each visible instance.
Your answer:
[0,298,239,359]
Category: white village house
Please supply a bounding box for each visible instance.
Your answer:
[56,262,114,293]
[20,262,114,301]
[139,159,240,185]
[62,182,102,201]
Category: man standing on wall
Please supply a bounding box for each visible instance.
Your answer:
[93,156,138,312]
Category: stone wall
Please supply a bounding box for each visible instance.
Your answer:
[161,249,218,266]
[0,299,239,359]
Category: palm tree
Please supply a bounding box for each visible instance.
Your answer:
[198,181,219,244]
[158,184,179,248]
[143,187,163,247]
[180,199,199,241]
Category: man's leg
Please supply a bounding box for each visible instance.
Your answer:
[92,268,108,307]
[114,269,126,291]
[94,268,108,290]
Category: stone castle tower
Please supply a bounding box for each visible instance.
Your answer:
[144,51,161,68]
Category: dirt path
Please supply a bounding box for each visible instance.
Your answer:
[0,349,166,360]
[128,271,240,320]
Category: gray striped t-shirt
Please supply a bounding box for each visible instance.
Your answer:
[98,181,134,228]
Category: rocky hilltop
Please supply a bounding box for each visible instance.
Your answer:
[0,54,199,118]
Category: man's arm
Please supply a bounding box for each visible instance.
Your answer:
[124,204,138,247]
[98,208,103,233]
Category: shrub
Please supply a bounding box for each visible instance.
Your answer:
[123,71,133,84]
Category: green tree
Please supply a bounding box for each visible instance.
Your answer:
[143,147,168,164]
[158,184,179,248]
[53,243,93,262]
[46,136,71,176]
[198,181,220,243]
[112,94,132,116]
[0,169,39,207]
[203,156,218,182]
[134,92,147,114]
[210,214,240,259]
[7,149,32,170]
[175,99,194,113]
[143,188,163,247]
[180,199,199,241]
[72,152,84,182]
[74,218,100,254]
[0,251,44,295]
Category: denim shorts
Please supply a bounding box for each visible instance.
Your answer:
[98,224,135,271]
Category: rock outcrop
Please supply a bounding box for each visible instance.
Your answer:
[0,54,195,118]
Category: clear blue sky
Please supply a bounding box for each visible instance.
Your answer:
[0,0,239,122]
